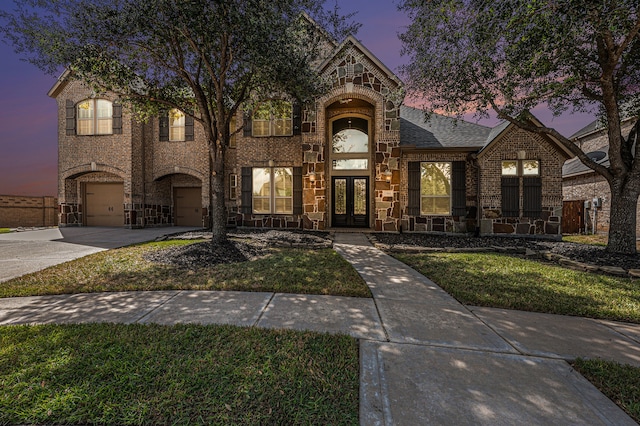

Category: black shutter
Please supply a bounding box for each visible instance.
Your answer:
[159,112,169,141]
[66,100,76,136]
[293,167,303,214]
[523,177,542,218]
[240,167,252,214]
[293,103,302,136]
[112,102,122,134]
[451,161,466,216]
[407,162,421,216]
[501,177,520,217]
[185,113,194,141]
[243,111,252,137]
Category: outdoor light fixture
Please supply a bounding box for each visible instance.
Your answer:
[309,164,317,182]
[517,150,527,160]
[384,169,392,183]
[268,159,275,167]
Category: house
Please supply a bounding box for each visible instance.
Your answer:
[562,117,639,234]
[48,33,572,238]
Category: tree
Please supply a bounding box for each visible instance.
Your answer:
[1,0,357,244]
[399,0,640,254]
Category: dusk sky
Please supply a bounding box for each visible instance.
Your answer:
[0,0,595,197]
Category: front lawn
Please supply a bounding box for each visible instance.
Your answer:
[393,252,640,323]
[0,323,359,425]
[0,240,371,298]
[573,359,640,423]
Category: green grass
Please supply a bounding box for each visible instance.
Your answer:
[0,228,10,233]
[0,323,359,425]
[0,240,371,298]
[573,359,640,423]
[393,252,640,323]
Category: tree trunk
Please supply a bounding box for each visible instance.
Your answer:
[607,180,639,255]
[210,144,227,245]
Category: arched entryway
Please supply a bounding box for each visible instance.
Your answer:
[329,114,372,228]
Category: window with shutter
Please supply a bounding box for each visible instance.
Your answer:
[407,162,421,216]
[159,112,169,141]
[451,161,466,216]
[523,177,542,217]
[112,103,122,134]
[240,167,252,214]
[293,167,303,215]
[501,177,520,217]
[65,100,76,136]
[185,114,194,141]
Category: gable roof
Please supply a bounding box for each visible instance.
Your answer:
[318,35,403,87]
[477,114,574,159]
[399,105,492,149]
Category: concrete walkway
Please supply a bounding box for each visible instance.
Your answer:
[1,231,639,424]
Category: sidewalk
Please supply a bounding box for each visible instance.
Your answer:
[1,232,639,424]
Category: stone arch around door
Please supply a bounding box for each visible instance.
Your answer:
[328,112,373,228]
[308,85,401,231]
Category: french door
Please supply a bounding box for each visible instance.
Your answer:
[332,176,369,227]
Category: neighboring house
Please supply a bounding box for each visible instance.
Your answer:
[562,117,639,234]
[49,32,572,238]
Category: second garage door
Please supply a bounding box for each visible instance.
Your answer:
[174,187,203,227]
[85,183,124,227]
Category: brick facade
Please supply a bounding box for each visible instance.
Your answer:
[477,126,568,237]
[562,119,639,235]
[0,195,58,228]
[51,36,570,238]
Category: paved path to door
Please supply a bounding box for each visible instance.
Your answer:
[1,230,639,424]
[0,227,200,282]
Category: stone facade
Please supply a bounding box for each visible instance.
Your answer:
[0,195,58,228]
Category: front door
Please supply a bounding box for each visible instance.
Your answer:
[332,176,369,227]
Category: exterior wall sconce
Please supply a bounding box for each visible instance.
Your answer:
[268,159,275,167]
[384,169,392,183]
[309,171,316,182]
[517,150,527,160]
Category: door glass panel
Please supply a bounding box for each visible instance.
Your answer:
[333,159,368,170]
[354,179,367,215]
[334,179,346,215]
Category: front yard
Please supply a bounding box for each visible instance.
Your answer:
[2,232,640,423]
[392,251,640,323]
[0,238,371,299]
[0,323,359,425]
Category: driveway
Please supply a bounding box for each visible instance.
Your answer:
[0,227,200,283]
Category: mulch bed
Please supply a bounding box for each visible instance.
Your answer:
[374,233,640,271]
[145,229,331,268]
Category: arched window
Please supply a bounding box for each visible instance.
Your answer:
[77,99,113,135]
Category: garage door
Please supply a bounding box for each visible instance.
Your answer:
[85,183,124,226]
[174,187,202,227]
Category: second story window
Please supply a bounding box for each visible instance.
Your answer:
[77,99,113,135]
[159,109,194,142]
[252,100,293,137]
[169,109,185,141]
